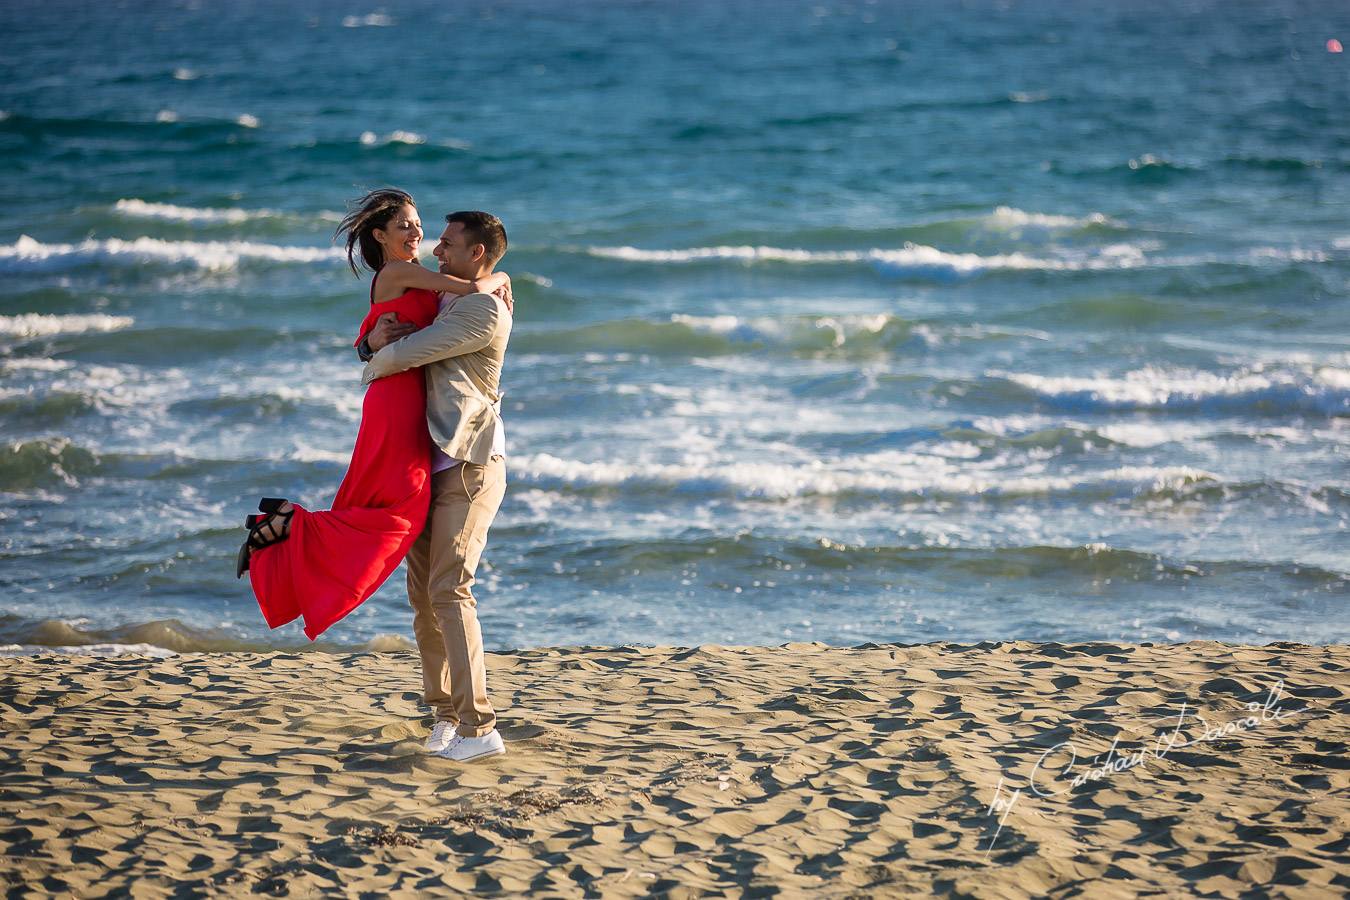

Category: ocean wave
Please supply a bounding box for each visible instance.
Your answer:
[1003,291,1318,329]
[980,206,1116,230]
[40,325,336,367]
[672,312,909,351]
[0,313,134,337]
[548,313,923,356]
[355,131,470,151]
[291,135,472,162]
[707,209,1122,256]
[1219,155,1332,172]
[939,422,1125,456]
[951,416,1330,456]
[1001,366,1350,417]
[0,111,253,141]
[582,242,1150,280]
[1052,154,1350,182]
[587,244,858,263]
[511,312,1030,358]
[0,438,101,490]
[540,534,1347,587]
[112,199,340,224]
[360,129,425,146]
[0,614,414,655]
[343,12,396,27]
[0,357,75,372]
[870,244,1149,279]
[1138,478,1350,512]
[0,235,339,273]
[850,543,1346,586]
[579,238,1343,281]
[291,444,354,465]
[0,642,179,659]
[114,199,254,224]
[510,452,1216,503]
[0,389,99,425]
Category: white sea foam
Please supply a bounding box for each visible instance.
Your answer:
[591,245,855,263]
[1003,366,1350,415]
[291,445,353,465]
[982,206,1114,229]
[670,312,897,349]
[966,414,1215,449]
[0,357,75,372]
[0,643,177,658]
[0,235,339,273]
[360,130,426,146]
[1248,246,1331,263]
[343,12,395,27]
[1094,423,1194,448]
[236,114,260,128]
[0,313,135,337]
[586,242,1150,280]
[868,244,1144,279]
[115,199,338,225]
[586,238,1340,279]
[114,199,254,224]
[511,452,1215,501]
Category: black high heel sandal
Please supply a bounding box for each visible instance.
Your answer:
[235,498,294,579]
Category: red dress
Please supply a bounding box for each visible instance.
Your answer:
[249,280,440,640]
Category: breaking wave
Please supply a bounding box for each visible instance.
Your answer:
[1002,366,1350,417]
[511,453,1218,503]
[0,235,340,274]
[0,313,135,337]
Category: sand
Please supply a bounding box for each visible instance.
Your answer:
[1,640,1347,898]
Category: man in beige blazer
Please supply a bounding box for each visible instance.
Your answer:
[359,210,512,763]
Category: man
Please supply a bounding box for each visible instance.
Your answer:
[359,210,512,763]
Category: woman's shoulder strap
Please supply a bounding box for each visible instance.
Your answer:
[368,265,384,304]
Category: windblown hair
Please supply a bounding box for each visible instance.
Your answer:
[335,188,416,275]
[445,210,508,269]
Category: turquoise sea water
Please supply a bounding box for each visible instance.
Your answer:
[2,0,1348,653]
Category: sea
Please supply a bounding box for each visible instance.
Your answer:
[2,0,1348,656]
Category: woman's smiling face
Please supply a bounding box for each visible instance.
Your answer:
[373,204,423,263]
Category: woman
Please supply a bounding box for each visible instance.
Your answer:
[236,188,510,640]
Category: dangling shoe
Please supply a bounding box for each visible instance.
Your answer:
[235,498,294,579]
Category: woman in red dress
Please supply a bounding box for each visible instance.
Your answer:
[236,189,510,640]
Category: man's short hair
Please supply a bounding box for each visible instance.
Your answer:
[446,211,507,268]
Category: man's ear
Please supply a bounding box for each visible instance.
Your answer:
[470,244,486,262]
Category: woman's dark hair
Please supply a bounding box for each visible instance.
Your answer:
[334,188,415,275]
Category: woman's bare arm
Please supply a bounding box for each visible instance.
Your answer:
[373,259,509,302]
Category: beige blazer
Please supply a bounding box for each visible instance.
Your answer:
[361,292,511,466]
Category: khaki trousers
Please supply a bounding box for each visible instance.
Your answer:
[406,457,506,738]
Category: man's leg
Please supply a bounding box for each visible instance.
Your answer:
[425,457,507,739]
[406,494,456,725]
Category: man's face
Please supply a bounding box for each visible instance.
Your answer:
[432,222,480,278]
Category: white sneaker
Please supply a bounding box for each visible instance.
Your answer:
[426,720,459,753]
[436,729,505,763]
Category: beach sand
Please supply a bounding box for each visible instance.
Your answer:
[2,640,1347,898]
